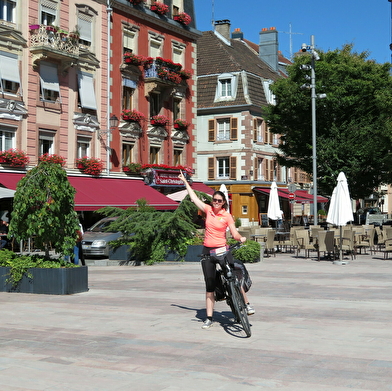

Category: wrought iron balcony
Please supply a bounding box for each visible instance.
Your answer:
[29,25,79,70]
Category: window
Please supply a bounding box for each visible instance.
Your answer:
[220,79,231,97]
[263,80,276,105]
[0,126,15,150]
[123,28,136,54]
[215,73,237,101]
[0,51,21,95]
[208,118,238,142]
[150,146,159,164]
[122,143,134,165]
[77,137,90,158]
[218,157,230,179]
[39,62,60,102]
[172,0,183,14]
[149,93,161,117]
[39,130,55,155]
[253,118,263,143]
[78,72,97,111]
[0,0,16,23]
[122,78,136,111]
[149,35,162,58]
[217,119,230,141]
[172,41,185,65]
[40,0,57,25]
[242,205,248,215]
[211,156,237,180]
[173,149,182,166]
[77,13,92,48]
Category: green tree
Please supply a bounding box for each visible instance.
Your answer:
[265,44,392,199]
[9,162,80,258]
[99,192,211,265]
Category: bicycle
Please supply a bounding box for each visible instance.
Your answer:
[207,241,251,337]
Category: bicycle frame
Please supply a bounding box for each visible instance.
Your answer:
[211,243,251,337]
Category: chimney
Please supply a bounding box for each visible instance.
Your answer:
[259,27,278,72]
[214,20,231,41]
[232,28,243,40]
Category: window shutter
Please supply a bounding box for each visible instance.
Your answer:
[269,127,273,144]
[208,157,215,180]
[254,157,258,179]
[264,159,269,181]
[208,119,215,142]
[253,119,257,142]
[270,160,274,181]
[230,117,238,140]
[229,156,237,180]
[264,126,269,145]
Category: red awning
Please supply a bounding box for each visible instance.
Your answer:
[0,172,178,211]
[191,182,215,195]
[253,187,328,204]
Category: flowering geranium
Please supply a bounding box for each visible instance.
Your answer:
[173,119,190,129]
[0,149,29,167]
[122,109,146,122]
[150,115,169,126]
[150,2,169,15]
[141,164,193,175]
[179,69,191,79]
[123,162,142,173]
[76,156,104,176]
[173,12,191,25]
[155,57,182,72]
[123,52,153,66]
[167,71,182,84]
[39,153,66,166]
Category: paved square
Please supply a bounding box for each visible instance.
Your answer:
[1,252,392,390]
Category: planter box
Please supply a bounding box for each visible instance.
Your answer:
[184,245,203,262]
[0,266,88,295]
[109,245,133,261]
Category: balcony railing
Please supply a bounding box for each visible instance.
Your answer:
[29,25,79,59]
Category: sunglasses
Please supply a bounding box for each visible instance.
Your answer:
[213,198,223,203]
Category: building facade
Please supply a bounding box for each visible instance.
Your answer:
[196,21,311,224]
[0,0,200,225]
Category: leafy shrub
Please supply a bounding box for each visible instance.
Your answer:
[0,250,77,286]
[228,239,260,263]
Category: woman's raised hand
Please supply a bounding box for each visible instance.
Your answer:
[178,170,186,182]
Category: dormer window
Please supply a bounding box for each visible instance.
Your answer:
[215,73,237,102]
[263,79,276,105]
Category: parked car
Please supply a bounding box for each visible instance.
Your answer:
[81,217,121,257]
[355,207,382,225]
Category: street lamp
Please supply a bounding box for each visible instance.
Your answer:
[300,35,325,225]
[97,114,119,176]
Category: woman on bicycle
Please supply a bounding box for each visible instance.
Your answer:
[178,171,255,329]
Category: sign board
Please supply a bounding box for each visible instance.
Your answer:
[288,183,297,193]
[288,193,295,200]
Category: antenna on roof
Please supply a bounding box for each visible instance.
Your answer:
[211,0,215,28]
[279,23,303,60]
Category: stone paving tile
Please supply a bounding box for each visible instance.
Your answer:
[1,253,392,390]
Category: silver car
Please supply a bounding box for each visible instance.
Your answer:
[82,217,122,257]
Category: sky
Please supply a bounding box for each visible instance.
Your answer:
[194,0,391,64]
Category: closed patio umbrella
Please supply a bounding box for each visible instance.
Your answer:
[326,172,354,264]
[267,181,282,227]
[219,183,230,212]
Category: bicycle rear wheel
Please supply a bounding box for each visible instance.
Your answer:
[228,279,251,337]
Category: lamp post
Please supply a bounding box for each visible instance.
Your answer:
[301,35,325,225]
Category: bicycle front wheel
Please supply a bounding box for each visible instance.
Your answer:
[228,279,251,337]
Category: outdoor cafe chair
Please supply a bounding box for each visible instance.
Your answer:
[380,238,392,259]
[294,229,315,258]
[338,229,356,260]
[315,230,336,261]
